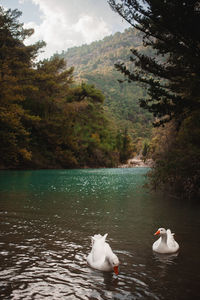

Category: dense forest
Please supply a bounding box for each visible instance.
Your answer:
[0,7,133,170]
[57,28,153,144]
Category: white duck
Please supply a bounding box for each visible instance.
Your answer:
[87,233,119,275]
[152,228,179,254]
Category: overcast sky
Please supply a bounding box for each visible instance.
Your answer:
[1,0,129,59]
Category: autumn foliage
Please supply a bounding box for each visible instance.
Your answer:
[0,7,132,169]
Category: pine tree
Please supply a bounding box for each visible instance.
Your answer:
[108,0,200,126]
[0,7,44,167]
[108,0,200,197]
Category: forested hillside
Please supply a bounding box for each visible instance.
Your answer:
[57,28,153,142]
[0,7,133,170]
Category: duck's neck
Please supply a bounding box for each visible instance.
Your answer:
[106,254,113,264]
[106,253,117,266]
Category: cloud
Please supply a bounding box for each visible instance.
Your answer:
[23,0,128,60]
[74,15,111,44]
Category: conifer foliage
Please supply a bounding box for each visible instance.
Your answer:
[108,0,200,197]
[0,7,44,166]
[109,0,200,126]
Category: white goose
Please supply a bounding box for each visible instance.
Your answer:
[152,228,179,254]
[87,233,119,275]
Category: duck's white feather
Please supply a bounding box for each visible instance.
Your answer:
[153,228,179,254]
[87,234,119,272]
[166,229,178,249]
[152,236,161,250]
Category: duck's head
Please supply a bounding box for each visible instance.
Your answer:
[109,256,119,275]
[154,228,167,236]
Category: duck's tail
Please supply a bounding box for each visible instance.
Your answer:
[91,233,108,246]
[167,229,178,248]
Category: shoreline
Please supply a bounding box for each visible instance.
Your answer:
[118,157,153,168]
[0,157,153,171]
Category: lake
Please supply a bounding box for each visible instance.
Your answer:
[0,168,200,299]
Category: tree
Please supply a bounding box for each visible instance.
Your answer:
[116,128,132,163]
[0,6,121,169]
[24,56,74,119]
[108,0,200,198]
[0,7,44,167]
[66,82,105,104]
[142,140,149,162]
[148,113,200,198]
[108,0,200,127]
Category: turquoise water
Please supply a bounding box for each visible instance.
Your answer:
[0,168,200,299]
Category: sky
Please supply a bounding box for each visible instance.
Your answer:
[1,0,129,59]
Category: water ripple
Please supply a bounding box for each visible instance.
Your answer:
[1,168,199,299]
[0,232,159,300]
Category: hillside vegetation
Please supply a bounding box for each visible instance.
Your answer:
[0,7,133,169]
[57,28,153,143]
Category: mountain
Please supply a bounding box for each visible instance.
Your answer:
[56,28,153,144]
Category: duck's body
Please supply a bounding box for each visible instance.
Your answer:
[152,228,179,254]
[87,234,119,274]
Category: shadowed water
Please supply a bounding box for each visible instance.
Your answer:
[0,168,200,299]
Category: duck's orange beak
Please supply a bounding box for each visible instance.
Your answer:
[154,230,160,235]
[113,266,119,275]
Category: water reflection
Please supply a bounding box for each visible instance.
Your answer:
[0,168,200,299]
[103,272,119,290]
[153,252,179,265]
